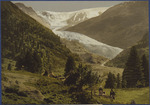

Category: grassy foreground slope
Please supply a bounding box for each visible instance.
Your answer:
[92,87,149,104]
[2,70,75,104]
[2,70,149,104]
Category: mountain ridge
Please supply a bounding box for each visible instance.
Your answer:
[36,7,108,31]
[105,32,149,68]
[15,3,50,28]
[66,1,149,49]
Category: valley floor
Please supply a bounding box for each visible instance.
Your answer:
[91,86,149,104]
[2,69,149,104]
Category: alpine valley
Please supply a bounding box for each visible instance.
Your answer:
[2,1,149,104]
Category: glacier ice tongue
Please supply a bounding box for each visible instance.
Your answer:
[36,7,122,59]
[54,31,123,59]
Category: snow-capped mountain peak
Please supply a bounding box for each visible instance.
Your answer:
[36,7,108,31]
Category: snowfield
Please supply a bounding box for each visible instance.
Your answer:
[36,7,108,31]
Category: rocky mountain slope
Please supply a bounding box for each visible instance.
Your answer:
[67,1,149,49]
[15,3,50,28]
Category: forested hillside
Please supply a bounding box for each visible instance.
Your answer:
[106,32,149,68]
[1,1,77,74]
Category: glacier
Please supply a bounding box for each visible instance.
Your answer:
[36,7,123,59]
[54,31,123,59]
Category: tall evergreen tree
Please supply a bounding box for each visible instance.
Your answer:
[105,72,116,88]
[16,51,42,73]
[33,51,42,73]
[116,73,121,88]
[64,55,76,78]
[122,79,127,88]
[122,70,127,88]
[86,72,100,98]
[122,46,141,88]
[122,46,143,88]
[23,51,35,72]
[136,59,145,88]
[141,54,149,86]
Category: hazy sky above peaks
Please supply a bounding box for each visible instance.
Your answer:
[12,1,124,12]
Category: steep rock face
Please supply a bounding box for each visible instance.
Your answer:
[15,3,50,28]
[67,1,149,49]
[36,7,108,31]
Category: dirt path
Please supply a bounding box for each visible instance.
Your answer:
[100,59,110,67]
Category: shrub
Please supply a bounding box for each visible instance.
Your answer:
[5,85,19,93]
[2,74,8,82]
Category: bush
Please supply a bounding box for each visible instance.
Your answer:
[17,91,28,97]
[7,63,12,71]
[36,77,50,86]
[5,85,19,93]
[5,85,28,97]
[2,74,8,82]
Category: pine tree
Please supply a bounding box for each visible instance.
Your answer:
[23,51,34,72]
[64,55,76,78]
[141,54,149,86]
[122,46,141,88]
[105,72,116,88]
[116,73,121,88]
[64,71,79,86]
[122,79,127,88]
[86,71,99,98]
[64,63,100,94]
[136,59,145,88]
[122,70,127,88]
[33,51,42,73]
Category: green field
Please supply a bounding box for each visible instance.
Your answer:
[92,88,149,104]
[2,70,149,104]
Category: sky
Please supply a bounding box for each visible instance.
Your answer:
[12,1,124,12]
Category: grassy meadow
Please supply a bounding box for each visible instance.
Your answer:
[2,68,149,104]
